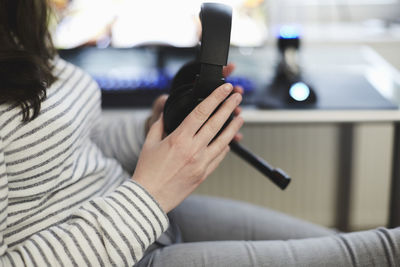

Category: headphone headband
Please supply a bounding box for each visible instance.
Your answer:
[199,3,232,66]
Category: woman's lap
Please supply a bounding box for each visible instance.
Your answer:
[136,195,400,267]
[168,195,336,242]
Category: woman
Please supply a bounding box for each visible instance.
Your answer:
[1,1,399,266]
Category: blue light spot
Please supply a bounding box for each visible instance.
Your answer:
[279,26,299,39]
[289,82,310,101]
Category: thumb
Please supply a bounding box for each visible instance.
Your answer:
[153,95,168,115]
[145,113,164,144]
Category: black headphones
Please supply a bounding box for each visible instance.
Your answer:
[163,2,291,190]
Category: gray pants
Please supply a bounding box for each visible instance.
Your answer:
[136,195,400,267]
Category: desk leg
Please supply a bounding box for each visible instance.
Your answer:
[336,123,353,232]
[389,123,400,228]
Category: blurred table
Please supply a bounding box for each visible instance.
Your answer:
[233,45,400,229]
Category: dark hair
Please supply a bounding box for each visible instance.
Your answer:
[0,0,56,121]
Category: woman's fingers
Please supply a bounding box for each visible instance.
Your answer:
[175,83,233,137]
[145,114,164,145]
[233,85,243,95]
[222,63,235,77]
[153,94,168,114]
[233,86,243,116]
[206,115,244,158]
[146,94,169,134]
[234,106,242,116]
[233,132,243,142]
[195,93,242,148]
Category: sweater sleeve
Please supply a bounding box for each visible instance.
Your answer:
[90,111,150,175]
[0,135,169,267]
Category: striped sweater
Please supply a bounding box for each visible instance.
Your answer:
[0,58,169,266]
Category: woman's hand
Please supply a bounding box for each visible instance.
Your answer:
[133,83,243,213]
[145,62,244,141]
[145,95,169,136]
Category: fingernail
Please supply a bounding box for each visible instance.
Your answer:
[224,83,232,92]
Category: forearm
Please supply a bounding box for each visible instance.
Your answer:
[91,112,149,174]
[1,180,169,267]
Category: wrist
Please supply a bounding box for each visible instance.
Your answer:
[131,176,170,213]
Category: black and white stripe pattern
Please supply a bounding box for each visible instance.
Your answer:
[0,59,168,266]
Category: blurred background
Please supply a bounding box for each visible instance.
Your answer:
[51,0,400,58]
[51,0,400,232]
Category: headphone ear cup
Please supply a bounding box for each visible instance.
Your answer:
[164,84,197,134]
[164,61,201,134]
[170,61,201,95]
